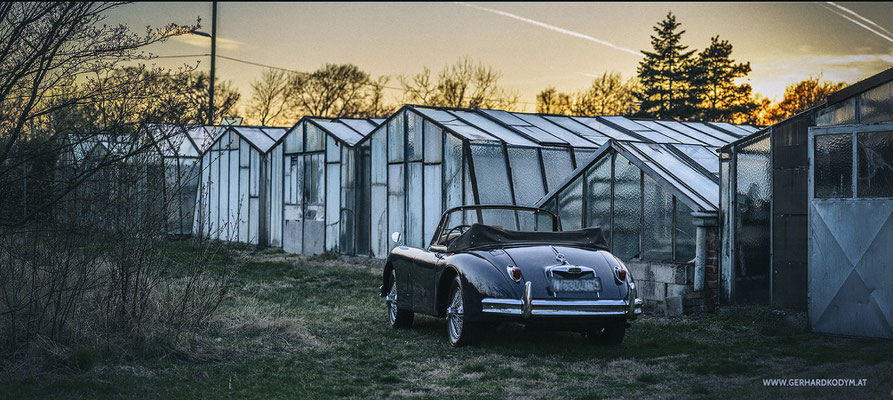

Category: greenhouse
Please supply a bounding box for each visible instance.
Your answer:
[536,119,757,302]
[193,125,287,245]
[145,123,222,235]
[357,104,756,259]
[268,116,383,255]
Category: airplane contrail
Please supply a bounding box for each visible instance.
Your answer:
[826,2,893,38]
[819,3,893,44]
[455,2,641,57]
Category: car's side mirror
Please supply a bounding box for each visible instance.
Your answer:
[391,231,402,245]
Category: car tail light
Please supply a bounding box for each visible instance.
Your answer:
[507,266,522,282]
[614,266,627,282]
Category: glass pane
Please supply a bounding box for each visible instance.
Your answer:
[574,149,596,167]
[612,154,641,259]
[541,147,574,192]
[674,198,696,262]
[371,183,387,257]
[326,163,340,250]
[424,164,443,245]
[407,112,423,161]
[326,136,340,162]
[371,130,386,184]
[860,81,893,124]
[388,113,404,163]
[479,209,518,230]
[306,124,325,152]
[284,156,292,204]
[643,175,673,261]
[506,146,545,206]
[424,121,443,163]
[406,162,423,247]
[814,134,853,198]
[470,143,513,205]
[388,163,404,251]
[584,156,611,235]
[558,176,583,230]
[444,134,463,209]
[340,148,355,254]
[857,131,893,198]
[816,98,856,126]
[734,135,771,302]
[294,155,302,207]
[249,150,259,196]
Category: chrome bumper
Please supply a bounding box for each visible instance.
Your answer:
[481,282,644,318]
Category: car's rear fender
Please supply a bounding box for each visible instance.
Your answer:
[437,253,518,321]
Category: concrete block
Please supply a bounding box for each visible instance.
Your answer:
[664,296,683,317]
[666,283,691,298]
[634,280,666,301]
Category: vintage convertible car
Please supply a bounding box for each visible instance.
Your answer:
[380,205,643,346]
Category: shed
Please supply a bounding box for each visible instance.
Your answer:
[807,68,893,338]
[268,116,383,255]
[719,67,893,317]
[193,125,287,245]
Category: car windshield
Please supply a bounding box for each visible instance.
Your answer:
[432,206,558,247]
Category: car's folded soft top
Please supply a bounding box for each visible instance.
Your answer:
[446,223,609,252]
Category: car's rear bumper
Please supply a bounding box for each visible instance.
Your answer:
[481,282,643,319]
[481,298,643,317]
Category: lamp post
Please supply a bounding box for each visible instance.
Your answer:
[190,1,217,125]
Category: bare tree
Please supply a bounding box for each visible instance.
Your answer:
[0,2,234,370]
[286,63,392,119]
[535,72,639,116]
[399,57,520,110]
[245,68,292,126]
[573,72,640,116]
[536,87,571,114]
[176,71,242,124]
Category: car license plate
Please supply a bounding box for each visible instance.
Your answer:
[552,277,601,292]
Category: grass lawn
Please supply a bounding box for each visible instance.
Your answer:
[2,240,892,399]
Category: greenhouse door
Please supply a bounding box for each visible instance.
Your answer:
[808,124,893,339]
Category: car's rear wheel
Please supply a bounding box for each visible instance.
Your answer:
[387,269,413,329]
[446,276,479,346]
[586,324,626,345]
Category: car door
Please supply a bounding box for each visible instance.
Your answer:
[402,246,437,314]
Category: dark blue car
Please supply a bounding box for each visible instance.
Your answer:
[380,205,643,346]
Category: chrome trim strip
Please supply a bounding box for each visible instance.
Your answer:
[481,297,634,317]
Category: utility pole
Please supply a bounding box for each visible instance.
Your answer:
[208,1,217,125]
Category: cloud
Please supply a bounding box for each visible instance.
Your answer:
[749,51,893,99]
[171,34,243,51]
[454,2,640,57]
[819,3,893,44]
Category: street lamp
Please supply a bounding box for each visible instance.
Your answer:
[189,1,217,125]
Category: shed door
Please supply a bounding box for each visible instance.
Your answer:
[808,124,893,339]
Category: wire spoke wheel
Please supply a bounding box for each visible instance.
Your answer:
[447,288,464,342]
[387,275,398,326]
[386,269,413,329]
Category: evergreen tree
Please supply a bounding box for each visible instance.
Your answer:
[696,36,758,123]
[636,12,702,120]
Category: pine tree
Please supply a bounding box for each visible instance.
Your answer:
[636,12,702,120]
[696,36,758,123]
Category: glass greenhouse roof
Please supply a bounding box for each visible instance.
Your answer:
[227,126,288,153]
[359,105,752,151]
[538,138,733,213]
[146,123,221,159]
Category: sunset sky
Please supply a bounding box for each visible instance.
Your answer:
[107,2,893,112]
